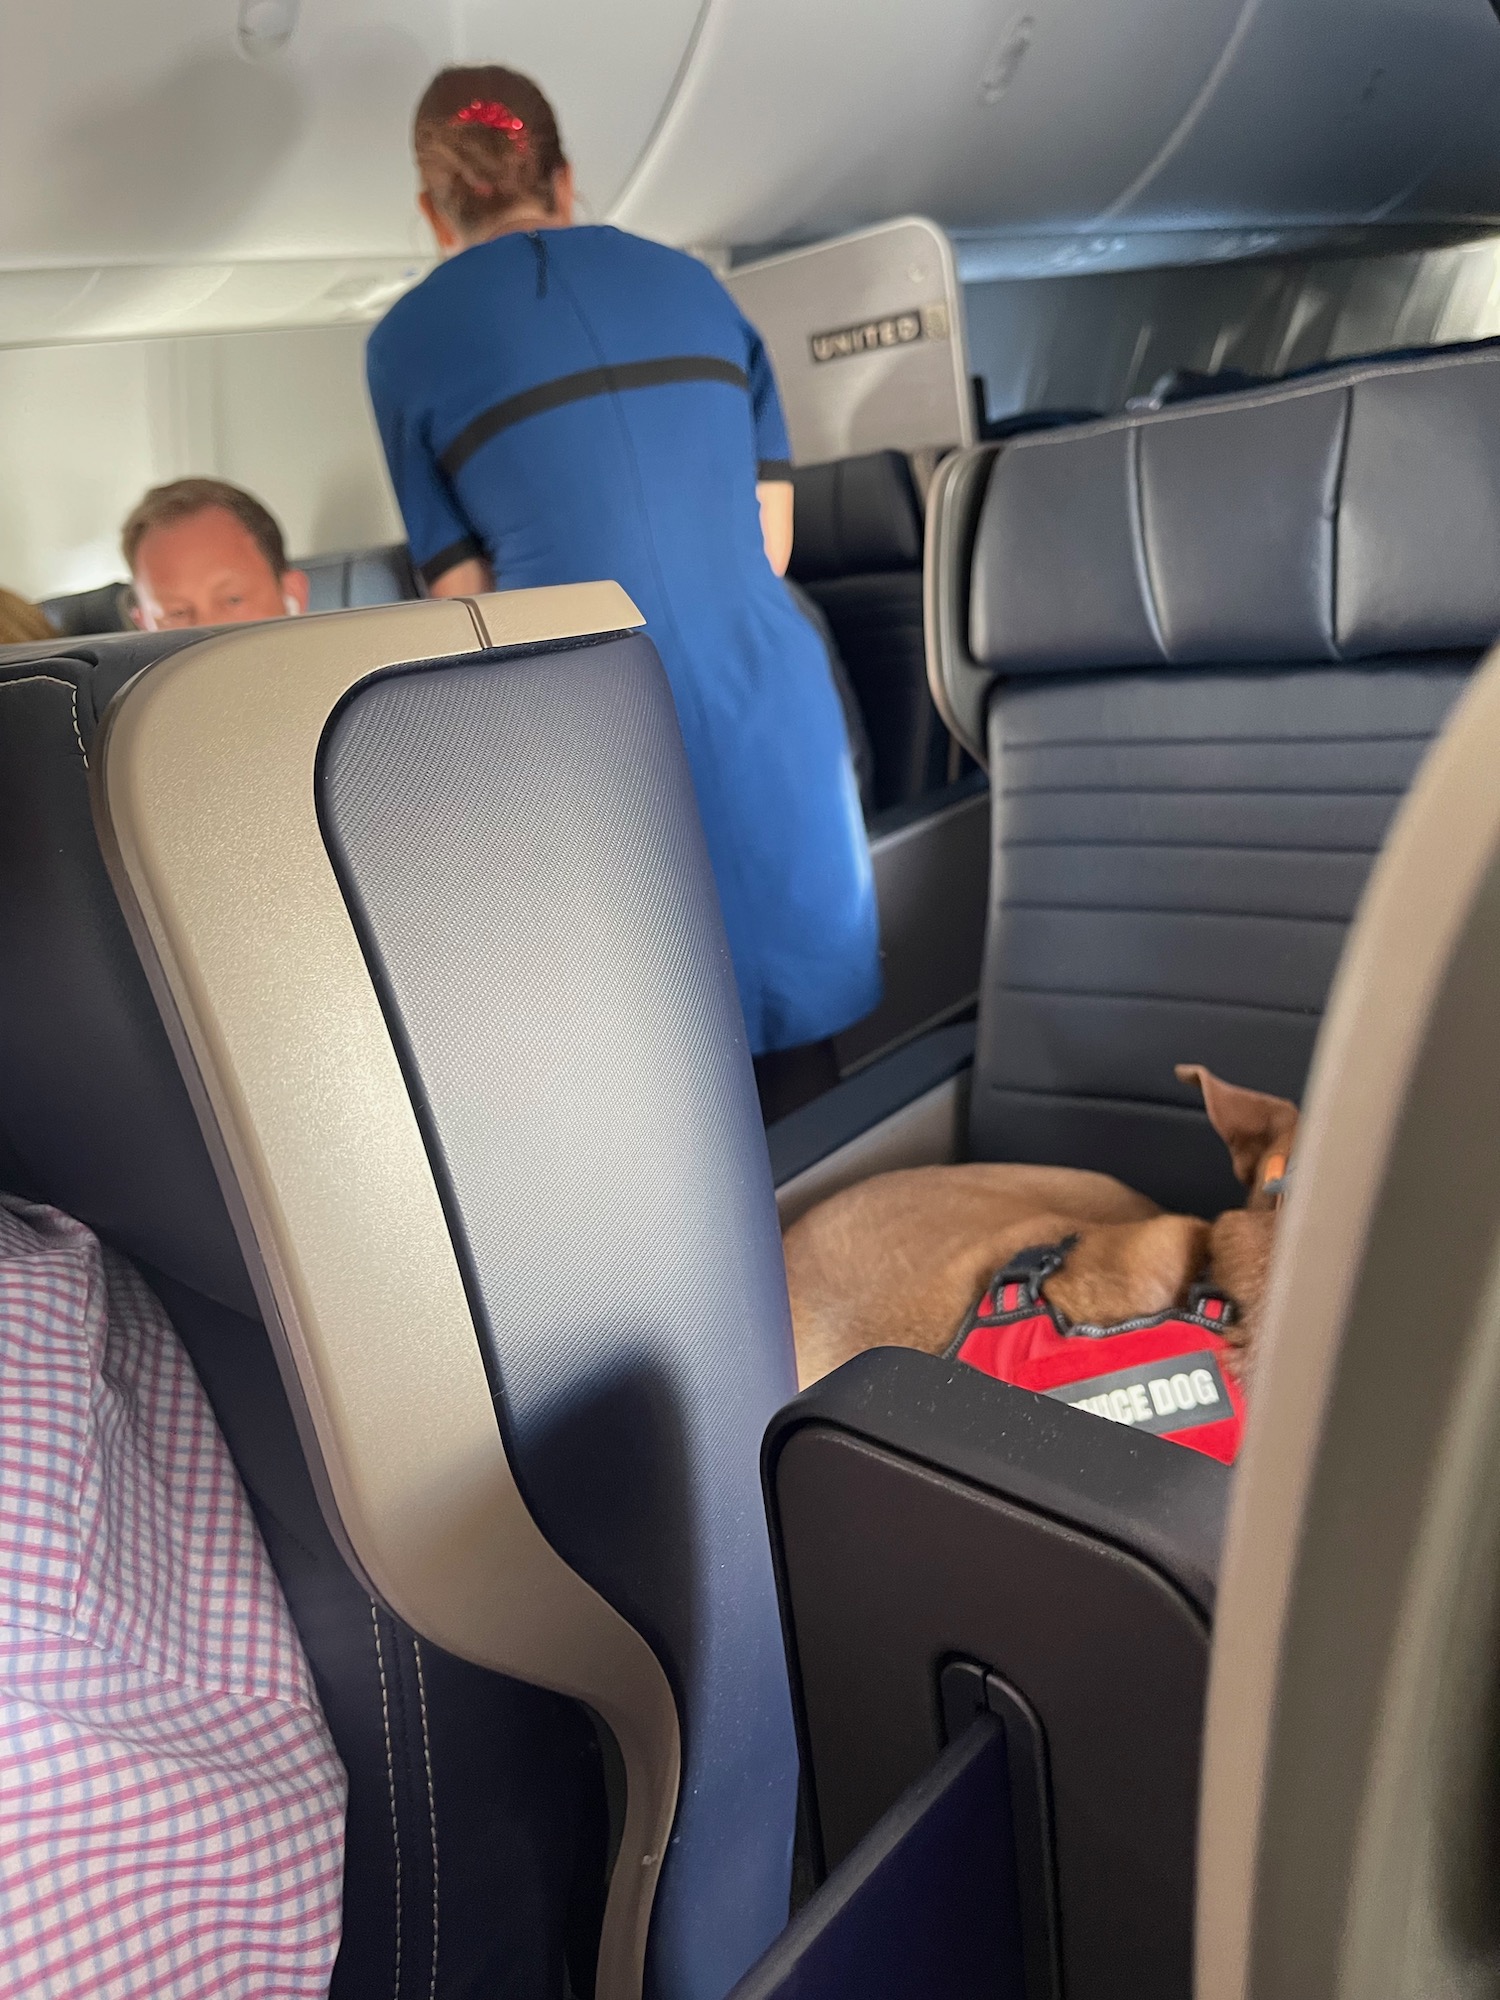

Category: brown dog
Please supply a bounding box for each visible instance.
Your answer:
[784,1066,1298,1388]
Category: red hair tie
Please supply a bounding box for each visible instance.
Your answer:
[450,99,529,154]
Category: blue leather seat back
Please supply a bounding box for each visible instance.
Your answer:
[319,634,801,1999]
[0,618,801,1997]
[790,453,947,810]
[954,346,1500,1215]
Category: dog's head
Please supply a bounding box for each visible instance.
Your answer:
[1178,1064,1300,1370]
[1043,1067,1300,1370]
[1175,1064,1299,1209]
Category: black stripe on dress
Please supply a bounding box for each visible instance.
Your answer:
[438,356,752,478]
[419,534,483,587]
[757,459,794,482]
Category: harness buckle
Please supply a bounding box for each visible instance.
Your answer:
[1187,1279,1236,1325]
[993,1235,1079,1305]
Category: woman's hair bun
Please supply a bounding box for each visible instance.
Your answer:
[414,66,566,234]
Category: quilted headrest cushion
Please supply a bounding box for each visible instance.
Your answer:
[968,341,1500,672]
[789,451,923,582]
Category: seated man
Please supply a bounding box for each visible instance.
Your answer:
[0,1193,346,1995]
[124,478,309,631]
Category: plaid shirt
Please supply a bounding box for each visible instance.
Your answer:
[0,1196,346,1997]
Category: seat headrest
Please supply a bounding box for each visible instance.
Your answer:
[302,543,420,614]
[0,637,256,1315]
[969,341,1500,673]
[39,579,132,639]
[788,451,923,582]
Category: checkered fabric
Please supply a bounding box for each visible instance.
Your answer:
[0,1196,346,1997]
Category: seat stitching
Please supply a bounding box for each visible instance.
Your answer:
[1327,384,1355,659]
[1125,423,1169,662]
[0,674,88,768]
[1001,781,1406,797]
[996,982,1323,1015]
[413,1638,439,2000]
[977,1079,1256,1113]
[371,1603,403,2000]
[1000,729,1450,752]
[1004,836,1384,854]
[999,898,1354,925]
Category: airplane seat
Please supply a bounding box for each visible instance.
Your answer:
[738,342,1500,2000]
[40,577,132,637]
[931,340,1500,1215]
[302,541,421,613]
[789,452,950,810]
[0,589,801,2000]
[772,345,1499,1222]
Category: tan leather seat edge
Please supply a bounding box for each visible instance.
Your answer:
[1198,634,1500,1998]
[89,587,678,2000]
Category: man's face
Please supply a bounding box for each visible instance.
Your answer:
[131,506,309,631]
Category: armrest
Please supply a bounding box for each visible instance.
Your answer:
[770,1346,1227,1608]
[762,1348,1228,2000]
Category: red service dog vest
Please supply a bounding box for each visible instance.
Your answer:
[950,1239,1245,1464]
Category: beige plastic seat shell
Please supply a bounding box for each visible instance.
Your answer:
[89,586,678,2000]
[1199,635,1500,1998]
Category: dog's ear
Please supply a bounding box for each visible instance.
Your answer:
[1176,1064,1299,1192]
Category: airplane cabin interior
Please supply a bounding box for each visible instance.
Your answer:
[5,2,1500,1997]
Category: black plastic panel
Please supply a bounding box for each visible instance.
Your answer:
[938,1663,1059,2000]
[764,1349,1225,2000]
[727,1718,1026,2000]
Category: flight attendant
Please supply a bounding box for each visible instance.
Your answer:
[366,66,881,1110]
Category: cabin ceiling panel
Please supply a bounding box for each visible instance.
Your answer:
[0,259,433,350]
[4,0,1500,344]
[612,0,1248,244]
[1102,0,1500,228]
[617,0,1500,248]
[1387,54,1500,226]
[0,0,702,270]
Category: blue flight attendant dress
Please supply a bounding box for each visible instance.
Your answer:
[365,224,881,1056]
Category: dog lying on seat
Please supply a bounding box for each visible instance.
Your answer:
[784,1065,1298,1389]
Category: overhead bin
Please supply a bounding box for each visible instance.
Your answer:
[7,0,1500,350]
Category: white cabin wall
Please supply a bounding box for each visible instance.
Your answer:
[200,327,402,562]
[0,343,158,600]
[0,323,399,601]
